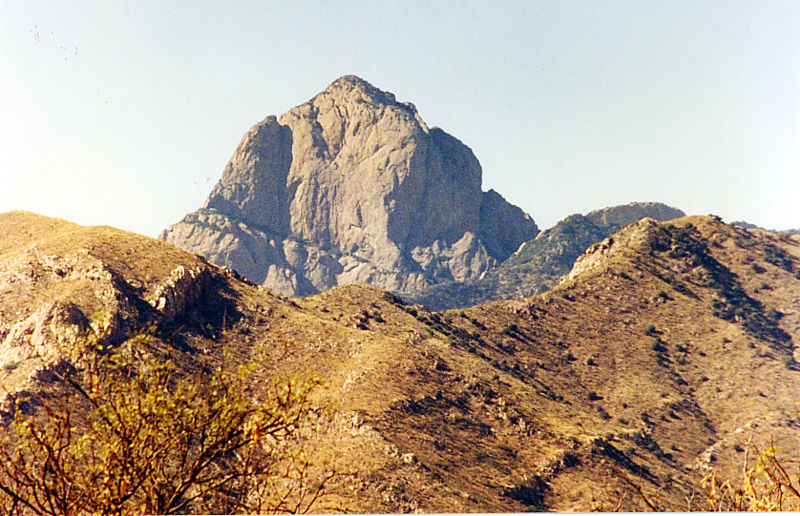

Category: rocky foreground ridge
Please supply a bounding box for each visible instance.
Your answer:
[3,210,800,511]
[161,76,538,297]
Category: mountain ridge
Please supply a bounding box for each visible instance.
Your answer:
[410,201,685,309]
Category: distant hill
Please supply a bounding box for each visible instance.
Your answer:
[732,220,800,236]
[410,202,685,309]
[3,210,800,511]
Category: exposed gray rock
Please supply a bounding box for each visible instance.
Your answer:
[479,189,538,261]
[0,300,90,366]
[161,76,538,296]
[146,265,210,321]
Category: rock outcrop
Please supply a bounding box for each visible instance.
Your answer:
[161,76,538,296]
[0,211,234,410]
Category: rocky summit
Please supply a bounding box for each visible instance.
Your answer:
[161,76,538,297]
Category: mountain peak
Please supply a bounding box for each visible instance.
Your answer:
[312,74,419,114]
[162,77,538,297]
[327,74,378,93]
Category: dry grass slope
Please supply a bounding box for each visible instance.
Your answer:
[1,211,799,512]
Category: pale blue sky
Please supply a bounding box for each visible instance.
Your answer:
[1,1,798,236]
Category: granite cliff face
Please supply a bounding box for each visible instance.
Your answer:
[161,76,538,296]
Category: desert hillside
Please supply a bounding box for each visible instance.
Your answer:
[1,210,800,512]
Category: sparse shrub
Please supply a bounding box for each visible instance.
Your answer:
[765,308,784,321]
[644,325,657,336]
[502,476,549,511]
[585,356,597,366]
[762,243,794,272]
[651,339,667,353]
[587,391,601,401]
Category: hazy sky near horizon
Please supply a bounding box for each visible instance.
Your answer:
[1,1,798,237]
